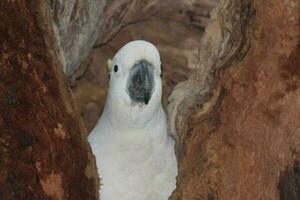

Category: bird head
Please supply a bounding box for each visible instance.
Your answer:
[105,40,163,127]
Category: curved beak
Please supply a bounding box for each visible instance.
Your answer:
[127,60,154,105]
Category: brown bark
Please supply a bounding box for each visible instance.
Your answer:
[51,0,105,75]
[0,1,98,200]
[169,0,300,200]
[96,0,219,46]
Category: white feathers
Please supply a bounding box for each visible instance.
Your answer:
[88,40,178,200]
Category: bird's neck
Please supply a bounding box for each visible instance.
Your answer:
[111,106,164,129]
[102,101,167,134]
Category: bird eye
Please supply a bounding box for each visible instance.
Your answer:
[114,65,118,73]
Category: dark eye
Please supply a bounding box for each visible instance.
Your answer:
[114,65,118,72]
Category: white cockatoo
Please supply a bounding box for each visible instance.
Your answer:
[88,40,178,200]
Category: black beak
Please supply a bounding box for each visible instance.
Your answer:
[127,60,153,105]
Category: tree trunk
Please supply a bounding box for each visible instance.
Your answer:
[0,1,99,199]
[51,0,105,75]
[169,0,300,199]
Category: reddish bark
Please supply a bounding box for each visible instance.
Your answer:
[0,1,98,199]
[170,0,300,199]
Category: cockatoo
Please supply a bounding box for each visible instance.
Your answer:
[88,40,178,200]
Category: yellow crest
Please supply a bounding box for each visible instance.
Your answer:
[106,59,112,75]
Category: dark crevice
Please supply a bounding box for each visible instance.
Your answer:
[278,160,300,200]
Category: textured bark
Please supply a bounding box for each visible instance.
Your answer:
[51,0,105,75]
[0,1,98,200]
[96,0,219,46]
[169,0,300,199]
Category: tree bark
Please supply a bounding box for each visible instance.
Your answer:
[169,0,300,200]
[51,0,105,75]
[0,1,98,199]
